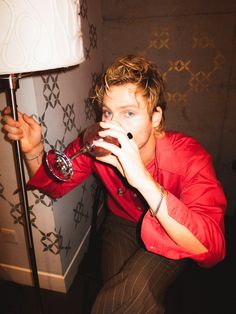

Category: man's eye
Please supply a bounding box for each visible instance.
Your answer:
[125,111,134,117]
[102,111,112,117]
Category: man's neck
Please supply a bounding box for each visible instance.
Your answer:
[140,134,156,166]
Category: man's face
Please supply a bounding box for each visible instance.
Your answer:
[102,83,159,154]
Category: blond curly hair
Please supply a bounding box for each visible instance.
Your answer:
[93,55,167,134]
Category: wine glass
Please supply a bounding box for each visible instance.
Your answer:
[46,122,119,181]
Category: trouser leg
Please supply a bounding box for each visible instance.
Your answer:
[91,214,186,314]
[100,213,140,283]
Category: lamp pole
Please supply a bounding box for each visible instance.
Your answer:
[1,74,44,314]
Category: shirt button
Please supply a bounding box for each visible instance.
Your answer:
[117,187,124,195]
[137,206,143,211]
[133,193,137,197]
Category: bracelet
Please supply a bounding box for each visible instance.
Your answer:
[24,149,44,164]
[150,186,166,217]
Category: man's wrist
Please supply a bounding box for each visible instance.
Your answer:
[24,143,44,164]
[149,186,166,217]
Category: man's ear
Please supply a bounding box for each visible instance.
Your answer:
[152,106,162,128]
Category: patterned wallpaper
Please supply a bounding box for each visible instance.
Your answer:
[0,0,103,291]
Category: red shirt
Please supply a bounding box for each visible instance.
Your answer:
[28,131,226,268]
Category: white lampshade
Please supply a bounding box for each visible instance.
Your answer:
[0,0,85,75]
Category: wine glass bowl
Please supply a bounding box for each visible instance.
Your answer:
[46,149,73,181]
[82,122,119,157]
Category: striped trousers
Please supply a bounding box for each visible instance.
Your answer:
[91,214,186,314]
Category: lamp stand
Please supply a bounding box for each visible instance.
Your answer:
[1,74,44,314]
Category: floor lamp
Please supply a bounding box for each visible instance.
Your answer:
[0,1,84,313]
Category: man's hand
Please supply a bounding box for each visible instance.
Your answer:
[2,106,43,154]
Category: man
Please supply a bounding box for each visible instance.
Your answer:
[2,55,226,313]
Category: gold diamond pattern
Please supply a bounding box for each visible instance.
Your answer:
[143,25,226,108]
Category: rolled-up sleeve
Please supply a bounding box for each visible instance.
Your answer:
[141,160,226,268]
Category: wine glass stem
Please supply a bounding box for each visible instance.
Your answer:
[70,146,88,161]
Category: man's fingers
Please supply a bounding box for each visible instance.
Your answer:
[2,106,11,115]
[2,115,20,128]
[7,133,24,141]
[3,123,23,137]
[22,114,39,128]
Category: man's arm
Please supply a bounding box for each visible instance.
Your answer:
[137,171,209,255]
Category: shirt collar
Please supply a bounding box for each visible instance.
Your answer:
[154,131,184,174]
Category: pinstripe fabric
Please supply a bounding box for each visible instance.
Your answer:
[91,214,186,314]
